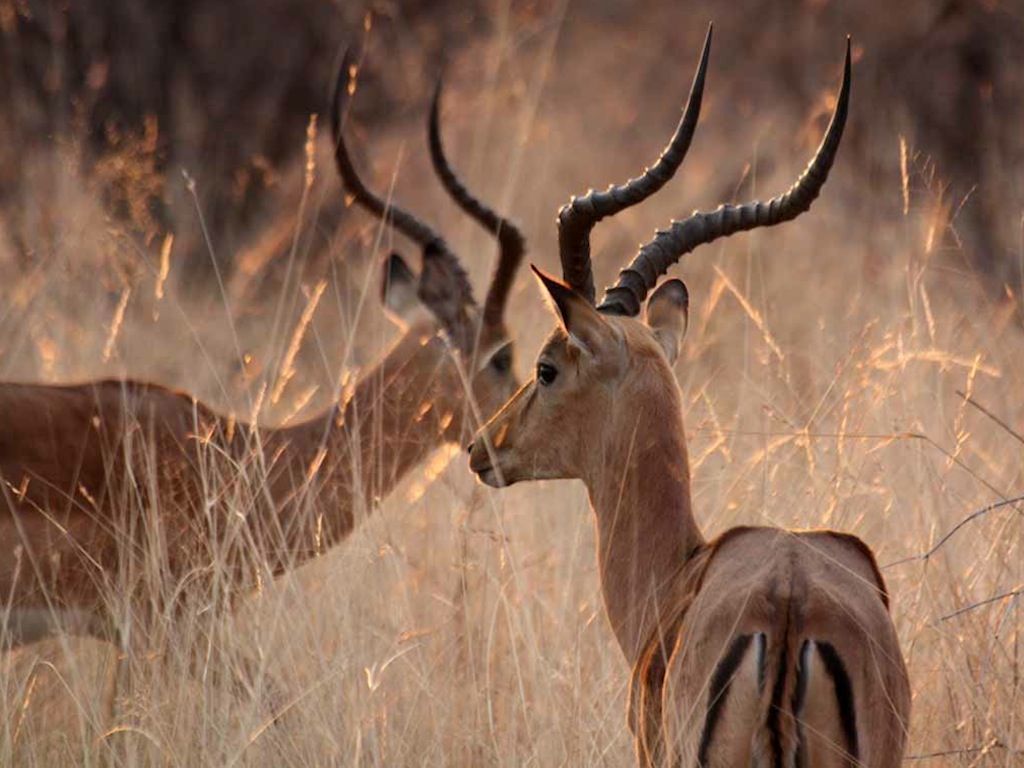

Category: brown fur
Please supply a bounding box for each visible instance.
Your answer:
[3,78,525,649]
[1,314,517,643]
[469,274,910,767]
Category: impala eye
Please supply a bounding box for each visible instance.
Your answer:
[536,361,558,386]
[489,345,512,374]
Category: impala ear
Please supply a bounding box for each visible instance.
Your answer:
[381,252,422,324]
[531,264,616,356]
[646,279,689,365]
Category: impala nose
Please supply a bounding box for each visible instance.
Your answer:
[467,438,503,488]
[466,438,489,472]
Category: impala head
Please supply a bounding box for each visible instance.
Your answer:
[470,268,691,487]
[470,27,851,486]
[332,49,526,437]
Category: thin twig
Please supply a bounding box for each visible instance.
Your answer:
[904,739,1022,760]
[956,389,1024,445]
[938,586,1023,623]
[883,494,1024,569]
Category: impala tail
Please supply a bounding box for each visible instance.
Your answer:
[693,624,861,768]
[710,630,859,768]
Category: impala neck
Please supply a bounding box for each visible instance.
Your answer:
[268,324,462,558]
[581,374,705,664]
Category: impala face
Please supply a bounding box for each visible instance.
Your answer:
[460,326,519,443]
[471,335,519,420]
[382,251,520,442]
[468,267,687,487]
[333,44,527,446]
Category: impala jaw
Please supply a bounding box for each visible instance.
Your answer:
[467,379,534,487]
[467,437,505,486]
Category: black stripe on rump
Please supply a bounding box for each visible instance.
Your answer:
[816,641,860,762]
[792,640,812,767]
[697,633,754,766]
[767,633,789,766]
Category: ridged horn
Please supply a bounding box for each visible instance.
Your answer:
[557,23,713,303]
[429,77,526,329]
[330,47,477,351]
[598,38,852,317]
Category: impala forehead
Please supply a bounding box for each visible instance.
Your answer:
[537,327,573,362]
[535,315,651,362]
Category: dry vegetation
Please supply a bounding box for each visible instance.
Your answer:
[1,1,1023,765]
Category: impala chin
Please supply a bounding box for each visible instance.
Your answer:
[467,443,511,487]
[474,464,503,488]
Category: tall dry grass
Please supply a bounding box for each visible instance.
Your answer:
[1,5,1023,766]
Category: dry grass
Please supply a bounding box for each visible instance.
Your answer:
[2,6,1024,766]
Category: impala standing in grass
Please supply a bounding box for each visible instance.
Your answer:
[469,28,910,767]
[0,50,526,666]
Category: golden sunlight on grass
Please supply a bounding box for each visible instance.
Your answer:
[1,3,1023,766]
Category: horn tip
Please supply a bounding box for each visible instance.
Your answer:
[339,45,358,85]
[842,37,852,87]
[331,45,357,136]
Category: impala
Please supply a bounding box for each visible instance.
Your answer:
[469,29,910,766]
[0,50,526,662]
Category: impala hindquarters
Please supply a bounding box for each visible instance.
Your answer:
[651,527,908,767]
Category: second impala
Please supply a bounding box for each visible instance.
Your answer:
[0,51,527,655]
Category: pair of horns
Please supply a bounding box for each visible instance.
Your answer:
[558,25,852,317]
[330,48,526,348]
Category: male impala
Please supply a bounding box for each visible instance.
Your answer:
[469,30,910,766]
[0,51,525,655]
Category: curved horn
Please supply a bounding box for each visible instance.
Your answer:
[330,48,477,350]
[598,38,852,317]
[429,77,527,328]
[557,23,713,304]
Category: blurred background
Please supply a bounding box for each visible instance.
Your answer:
[1,1,1022,361]
[1,1,1023,765]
